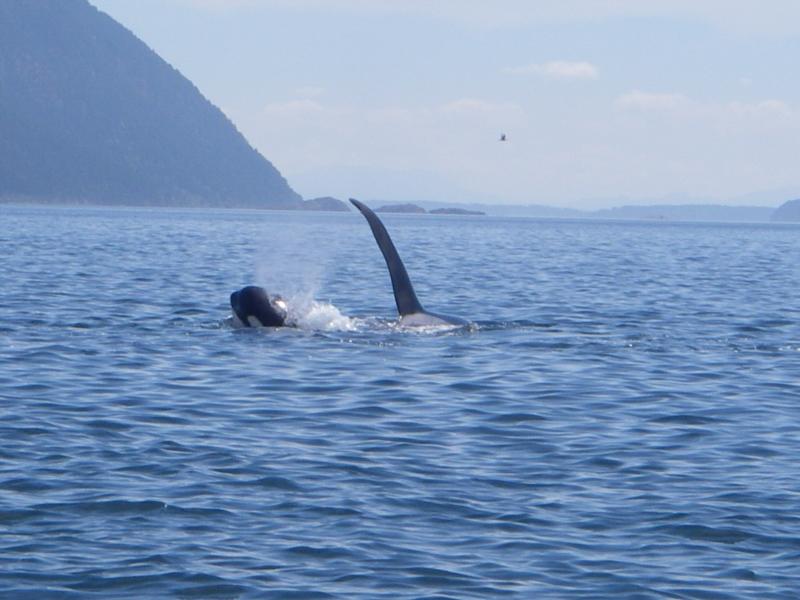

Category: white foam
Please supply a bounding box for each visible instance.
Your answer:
[288,298,358,332]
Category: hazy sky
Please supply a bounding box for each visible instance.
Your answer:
[90,0,800,208]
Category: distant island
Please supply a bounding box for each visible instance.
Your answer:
[412,201,582,219]
[300,197,350,212]
[373,203,485,215]
[593,204,774,222]
[396,200,787,222]
[0,0,300,209]
[376,203,427,214]
[771,199,800,222]
[429,208,486,216]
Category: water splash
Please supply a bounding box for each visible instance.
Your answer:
[288,297,358,332]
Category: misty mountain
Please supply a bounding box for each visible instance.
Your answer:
[300,197,350,211]
[771,199,800,222]
[0,0,301,208]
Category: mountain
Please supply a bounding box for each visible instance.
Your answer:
[0,0,301,208]
[300,197,350,212]
[771,199,800,222]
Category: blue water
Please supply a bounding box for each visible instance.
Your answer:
[1,205,799,599]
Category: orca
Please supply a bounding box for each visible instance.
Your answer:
[228,201,468,329]
[230,285,288,328]
[350,198,468,327]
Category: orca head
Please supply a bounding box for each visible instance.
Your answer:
[230,285,288,327]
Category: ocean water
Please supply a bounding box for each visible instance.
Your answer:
[1,205,799,599]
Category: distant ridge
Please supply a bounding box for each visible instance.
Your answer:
[376,203,427,214]
[409,201,583,218]
[594,204,774,222]
[371,203,485,215]
[429,208,485,216]
[301,197,350,212]
[771,199,800,222]
[405,200,778,222]
[0,0,301,208]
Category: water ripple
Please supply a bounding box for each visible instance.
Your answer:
[1,208,799,598]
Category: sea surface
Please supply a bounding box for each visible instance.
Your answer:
[1,205,799,599]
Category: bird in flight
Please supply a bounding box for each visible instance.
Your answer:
[499,133,507,141]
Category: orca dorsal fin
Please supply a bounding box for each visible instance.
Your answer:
[350,198,425,316]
